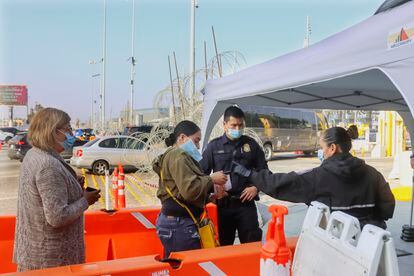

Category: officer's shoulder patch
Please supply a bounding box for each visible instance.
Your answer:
[295,168,313,175]
[242,143,251,153]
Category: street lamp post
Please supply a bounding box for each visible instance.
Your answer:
[101,0,107,130]
[91,73,100,128]
[89,60,101,129]
[129,0,136,126]
[189,0,198,107]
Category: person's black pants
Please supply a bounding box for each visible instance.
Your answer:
[217,200,262,246]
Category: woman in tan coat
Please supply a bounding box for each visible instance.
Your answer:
[13,108,101,271]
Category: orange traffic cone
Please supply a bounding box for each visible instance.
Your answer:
[112,167,119,209]
[117,164,126,209]
[260,205,291,276]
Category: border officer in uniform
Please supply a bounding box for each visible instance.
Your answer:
[200,106,268,245]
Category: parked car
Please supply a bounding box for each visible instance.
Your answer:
[0,127,20,144]
[123,125,153,136]
[7,132,31,161]
[70,135,160,175]
[60,139,89,160]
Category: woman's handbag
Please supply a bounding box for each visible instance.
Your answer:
[165,186,219,248]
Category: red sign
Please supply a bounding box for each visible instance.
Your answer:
[0,85,28,106]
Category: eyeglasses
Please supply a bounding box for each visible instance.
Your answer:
[58,126,73,133]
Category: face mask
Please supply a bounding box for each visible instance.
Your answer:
[317,149,324,163]
[227,128,244,140]
[180,139,202,162]
[59,130,76,151]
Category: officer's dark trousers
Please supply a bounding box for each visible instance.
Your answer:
[217,199,262,246]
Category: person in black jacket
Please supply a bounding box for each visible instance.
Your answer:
[200,106,268,245]
[232,125,395,229]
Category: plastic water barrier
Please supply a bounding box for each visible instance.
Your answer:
[292,201,400,276]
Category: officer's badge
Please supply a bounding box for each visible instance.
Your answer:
[243,143,251,153]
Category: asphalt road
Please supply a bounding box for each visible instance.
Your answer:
[0,147,396,216]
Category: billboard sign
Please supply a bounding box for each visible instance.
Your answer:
[0,85,28,106]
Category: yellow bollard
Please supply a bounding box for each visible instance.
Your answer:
[352,149,356,156]
[361,147,365,158]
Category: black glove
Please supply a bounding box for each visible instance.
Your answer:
[231,161,252,178]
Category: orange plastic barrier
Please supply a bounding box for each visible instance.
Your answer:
[0,204,219,274]
[2,238,298,276]
[0,215,17,273]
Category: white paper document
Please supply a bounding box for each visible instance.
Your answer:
[224,177,232,191]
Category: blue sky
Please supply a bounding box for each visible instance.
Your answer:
[0,0,384,122]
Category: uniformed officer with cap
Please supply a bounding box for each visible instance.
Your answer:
[200,106,268,245]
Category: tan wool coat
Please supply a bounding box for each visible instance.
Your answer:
[13,147,89,271]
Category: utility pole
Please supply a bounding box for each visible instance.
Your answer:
[212,26,222,78]
[101,0,107,130]
[173,52,186,118]
[204,40,208,81]
[303,15,311,48]
[189,0,198,106]
[168,55,177,124]
[129,0,136,125]
[91,73,100,128]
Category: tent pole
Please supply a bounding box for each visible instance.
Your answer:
[410,177,414,226]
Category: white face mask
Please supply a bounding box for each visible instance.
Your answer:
[317,149,324,163]
[179,139,202,162]
[227,128,244,139]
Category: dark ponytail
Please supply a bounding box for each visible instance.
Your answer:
[165,120,200,147]
[321,125,359,153]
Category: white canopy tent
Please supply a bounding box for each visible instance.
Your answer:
[201,1,414,148]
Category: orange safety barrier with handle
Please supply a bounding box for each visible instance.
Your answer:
[260,205,292,275]
[2,239,298,276]
[0,204,221,274]
[111,167,118,209]
[4,203,303,275]
[0,215,17,273]
[117,164,126,209]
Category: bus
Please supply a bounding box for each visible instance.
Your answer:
[240,105,328,161]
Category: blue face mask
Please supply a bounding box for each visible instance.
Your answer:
[59,131,76,151]
[180,139,202,162]
[227,128,244,140]
[317,149,324,163]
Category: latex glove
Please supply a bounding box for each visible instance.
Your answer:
[240,186,258,203]
[231,161,252,178]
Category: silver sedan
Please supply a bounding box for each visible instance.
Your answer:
[70,135,160,175]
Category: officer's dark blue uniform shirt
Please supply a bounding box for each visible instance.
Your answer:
[200,134,268,196]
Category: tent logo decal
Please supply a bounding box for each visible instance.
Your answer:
[388,23,414,50]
